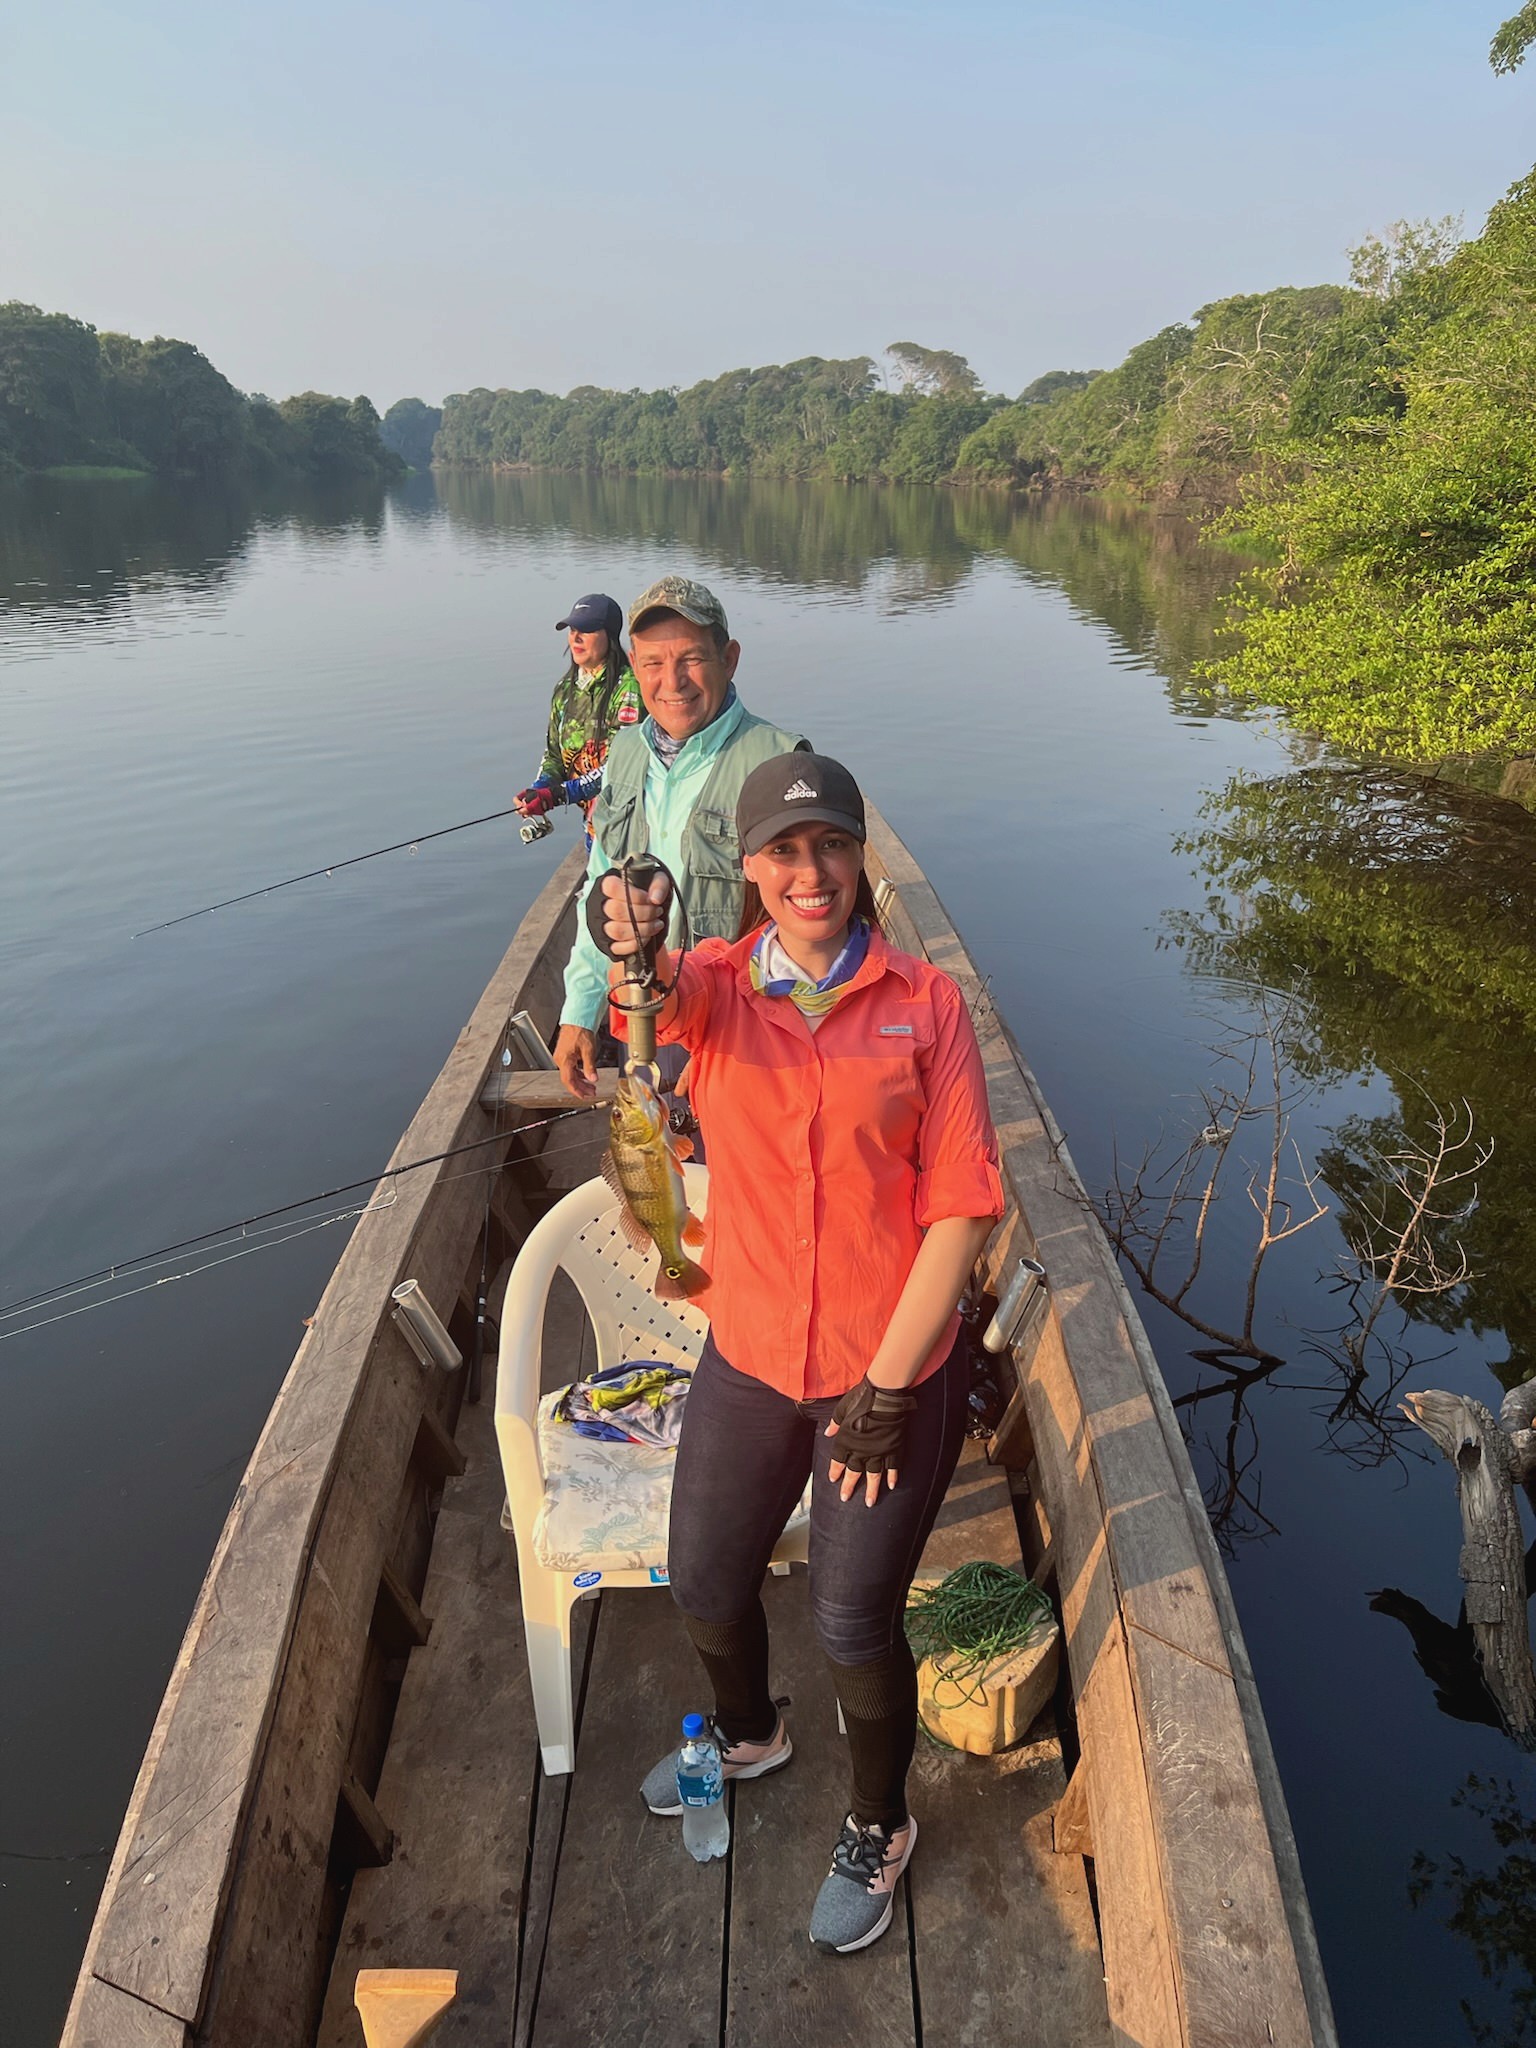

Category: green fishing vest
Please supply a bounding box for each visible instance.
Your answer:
[591,709,810,941]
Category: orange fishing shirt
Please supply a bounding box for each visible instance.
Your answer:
[618,927,1004,1401]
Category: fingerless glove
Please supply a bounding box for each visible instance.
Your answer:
[828,1378,918,1476]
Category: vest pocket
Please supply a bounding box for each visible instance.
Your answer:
[592,788,638,861]
[687,807,742,938]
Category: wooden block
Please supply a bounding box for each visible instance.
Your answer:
[917,1630,1059,1757]
[376,1559,432,1649]
[909,1571,1060,1755]
[413,1405,467,1482]
[353,1970,457,2048]
[339,1770,395,1869]
[1054,1757,1093,1858]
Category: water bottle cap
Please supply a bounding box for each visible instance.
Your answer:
[682,1713,706,1738]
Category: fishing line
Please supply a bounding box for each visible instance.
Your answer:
[0,1104,597,1325]
[2,1189,404,1323]
[0,1117,621,1346]
[133,805,526,937]
[0,1200,395,1344]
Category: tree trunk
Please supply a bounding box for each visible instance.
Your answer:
[1402,1389,1536,1748]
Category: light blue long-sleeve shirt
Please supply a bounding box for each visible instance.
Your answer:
[559,693,767,1031]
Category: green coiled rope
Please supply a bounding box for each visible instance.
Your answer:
[905,1560,1055,1714]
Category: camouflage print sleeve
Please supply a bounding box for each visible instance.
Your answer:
[539,674,570,784]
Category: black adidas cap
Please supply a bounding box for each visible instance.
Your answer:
[735,753,867,857]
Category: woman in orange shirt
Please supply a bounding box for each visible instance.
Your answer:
[597,753,1003,1956]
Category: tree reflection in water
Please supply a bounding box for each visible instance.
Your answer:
[1104,764,1536,1557]
[1412,1774,1536,2045]
[1164,763,1536,2031]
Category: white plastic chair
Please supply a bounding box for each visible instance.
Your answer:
[494,1165,810,1774]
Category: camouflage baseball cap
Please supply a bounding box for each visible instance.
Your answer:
[628,574,730,637]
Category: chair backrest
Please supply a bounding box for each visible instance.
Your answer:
[497,1167,710,1432]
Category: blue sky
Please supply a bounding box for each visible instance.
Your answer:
[4,0,1532,407]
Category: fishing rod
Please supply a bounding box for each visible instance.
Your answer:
[0,1104,598,1329]
[133,804,531,938]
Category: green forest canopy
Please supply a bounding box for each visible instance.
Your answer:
[0,303,402,483]
[11,4,1534,774]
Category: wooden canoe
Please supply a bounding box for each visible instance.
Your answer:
[61,810,1337,2048]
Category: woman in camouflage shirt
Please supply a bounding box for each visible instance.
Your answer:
[515,592,640,847]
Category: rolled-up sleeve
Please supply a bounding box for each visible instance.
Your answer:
[914,980,1005,1226]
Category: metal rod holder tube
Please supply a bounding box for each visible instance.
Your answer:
[982,1257,1048,1355]
[872,876,898,929]
[391,1279,463,1373]
[506,1010,557,1072]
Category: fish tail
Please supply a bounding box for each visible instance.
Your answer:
[654,1258,711,1303]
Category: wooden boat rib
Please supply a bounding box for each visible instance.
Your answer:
[62,811,1336,2048]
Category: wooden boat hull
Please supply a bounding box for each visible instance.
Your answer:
[62,819,1335,2048]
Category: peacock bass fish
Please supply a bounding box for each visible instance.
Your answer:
[602,1064,710,1300]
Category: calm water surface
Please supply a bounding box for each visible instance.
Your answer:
[4,472,1536,2046]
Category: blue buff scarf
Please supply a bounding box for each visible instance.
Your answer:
[749,916,870,1018]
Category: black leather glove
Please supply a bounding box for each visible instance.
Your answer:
[828,1378,918,1477]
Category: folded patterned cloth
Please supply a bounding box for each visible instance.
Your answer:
[554,1361,692,1447]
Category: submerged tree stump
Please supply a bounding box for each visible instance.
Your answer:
[1402,1389,1536,1747]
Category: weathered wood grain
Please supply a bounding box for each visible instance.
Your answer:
[530,1589,723,2048]
[866,808,1335,2048]
[919,1437,1021,1577]
[726,1567,916,2048]
[60,1977,188,2048]
[315,1393,536,2048]
[908,1729,1108,2048]
[65,849,588,2047]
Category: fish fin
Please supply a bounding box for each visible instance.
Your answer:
[681,1211,706,1248]
[615,1205,655,1257]
[670,1132,695,1162]
[601,1152,656,1256]
[655,1259,711,1302]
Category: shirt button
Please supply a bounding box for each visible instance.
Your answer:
[798,1237,810,1248]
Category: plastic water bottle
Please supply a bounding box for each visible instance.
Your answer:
[676,1714,730,1862]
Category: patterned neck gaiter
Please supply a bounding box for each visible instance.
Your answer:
[749,917,870,1019]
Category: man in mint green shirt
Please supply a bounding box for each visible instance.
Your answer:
[554,575,810,1098]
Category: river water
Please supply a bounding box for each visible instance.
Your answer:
[4,470,1535,2046]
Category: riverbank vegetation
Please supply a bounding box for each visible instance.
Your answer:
[0,304,402,484]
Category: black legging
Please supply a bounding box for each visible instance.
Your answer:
[667,1330,968,1827]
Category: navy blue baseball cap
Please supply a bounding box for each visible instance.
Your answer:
[556,593,622,638]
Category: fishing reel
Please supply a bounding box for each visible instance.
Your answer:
[519,814,554,845]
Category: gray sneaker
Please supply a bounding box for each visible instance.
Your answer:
[639,1713,793,1815]
[809,1813,917,1954]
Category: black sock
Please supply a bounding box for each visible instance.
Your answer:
[684,1604,777,1744]
[829,1641,917,1832]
